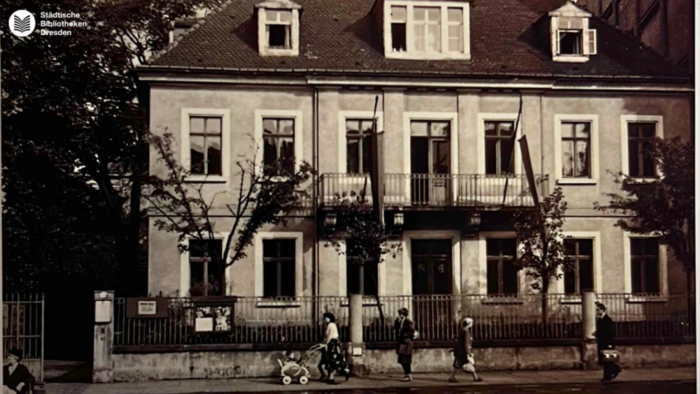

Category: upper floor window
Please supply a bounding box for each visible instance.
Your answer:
[346,120,373,174]
[484,121,514,175]
[627,123,657,178]
[384,2,470,60]
[256,0,300,56]
[561,122,590,178]
[263,118,295,175]
[549,4,596,62]
[189,116,222,176]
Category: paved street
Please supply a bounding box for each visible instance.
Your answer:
[46,367,696,394]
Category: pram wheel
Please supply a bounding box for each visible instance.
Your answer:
[282,376,292,385]
[299,376,309,385]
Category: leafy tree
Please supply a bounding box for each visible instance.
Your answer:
[512,187,571,328]
[595,138,694,294]
[2,0,221,293]
[145,133,314,296]
[324,181,402,324]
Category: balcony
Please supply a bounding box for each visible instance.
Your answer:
[320,173,548,209]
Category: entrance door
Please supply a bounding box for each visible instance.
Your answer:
[411,240,454,340]
[410,121,451,206]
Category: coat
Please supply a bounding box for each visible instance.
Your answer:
[595,313,616,366]
[3,364,34,394]
[394,317,415,356]
[453,327,473,366]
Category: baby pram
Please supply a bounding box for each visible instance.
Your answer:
[277,343,326,385]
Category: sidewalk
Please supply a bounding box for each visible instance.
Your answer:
[46,367,696,394]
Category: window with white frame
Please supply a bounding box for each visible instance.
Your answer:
[484,121,515,175]
[385,2,469,59]
[263,239,296,298]
[630,238,660,294]
[627,123,657,178]
[563,239,594,294]
[561,122,590,178]
[256,1,300,56]
[189,240,224,297]
[346,119,373,174]
[486,238,518,295]
[263,118,295,175]
[549,4,596,62]
[189,116,223,176]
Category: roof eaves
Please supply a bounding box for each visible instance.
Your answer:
[147,0,236,66]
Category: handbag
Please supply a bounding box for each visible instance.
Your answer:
[601,349,620,364]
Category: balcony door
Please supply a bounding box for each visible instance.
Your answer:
[411,239,454,339]
[410,121,451,206]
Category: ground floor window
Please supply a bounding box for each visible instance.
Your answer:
[347,240,378,296]
[564,239,594,294]
[189,240,224,296]
[263,239,296,298]
[486,238,518,295]
[631,238,659,294]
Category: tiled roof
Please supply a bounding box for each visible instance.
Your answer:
[146,0,689,79]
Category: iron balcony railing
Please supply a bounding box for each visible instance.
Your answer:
[319,173,548,208]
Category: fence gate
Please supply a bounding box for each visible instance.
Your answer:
[3,294,44,381]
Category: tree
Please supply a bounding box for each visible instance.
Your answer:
[595,138,694,294]
[145,133,314,296]
[512,187,572,329]
[2,0,222,293]
[323,181,402,324]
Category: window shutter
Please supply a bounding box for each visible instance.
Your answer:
[551,18,559,55]
[588,29,597,55]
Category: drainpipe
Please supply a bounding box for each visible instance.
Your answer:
[539,93,545,192]
[313,86,320,319]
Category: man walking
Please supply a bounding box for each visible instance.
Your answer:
[595,302,621,381]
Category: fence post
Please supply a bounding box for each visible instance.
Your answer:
[581,290,598,370]
[93,291,115,383]
[347,294,367,376]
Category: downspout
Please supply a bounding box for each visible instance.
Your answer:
[540,93,545,192]
[313,86,320,314]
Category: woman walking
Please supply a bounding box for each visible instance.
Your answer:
[319,312,351,384]
[449,317,482,383]
[394,308,415,382]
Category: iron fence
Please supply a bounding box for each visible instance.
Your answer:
[320,173,548,208]
[114,293,694,348]
[3,294,44,381]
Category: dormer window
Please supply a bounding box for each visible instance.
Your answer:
[256,0,300,56]
[549,2,596,62]
[383,1,470,60]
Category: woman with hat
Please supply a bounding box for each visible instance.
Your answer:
[449,317,482,383]
[394,307,415,382]
[3,349,35,394]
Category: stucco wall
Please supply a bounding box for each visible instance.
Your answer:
[111,343,695,381]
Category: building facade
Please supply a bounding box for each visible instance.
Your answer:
[139,0,692,301]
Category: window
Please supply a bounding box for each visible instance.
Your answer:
[189,240,224,296]
[564,239,594,294]
[384,2,469,59]
[265,10,292,49]
[486,239,518,295]
[447,8,463,52]
[263,118,295,175]
[627,123,657,178]
[346,120,373,174]
[390,6,407,52]
[484,121,514,175]
[346,241,378,296]
[189,116,222,176]
[630,238,659,294]
[410,120,450,174]
[414,7,441,53]
[559,30,582,55]
[263,239,296,298]
[561,122,590,178]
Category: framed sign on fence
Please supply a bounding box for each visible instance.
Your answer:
[191,296,237,333]
[126,297,169,318]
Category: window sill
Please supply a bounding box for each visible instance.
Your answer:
[256,300,302,308]
[260,47,299,57]
[341,298,382,307]
[481,296,523,305]
[556,178,597,186]
[625,177,660,184]
[385,51,471,61]
[559,295,582,304]
[553,55,589,63]
[626,295,668,303]
[184,175,227,184]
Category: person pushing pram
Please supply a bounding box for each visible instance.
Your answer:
[318,312,352,384]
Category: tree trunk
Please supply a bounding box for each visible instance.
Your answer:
[371,271,385,325]
[541,278,549,335]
